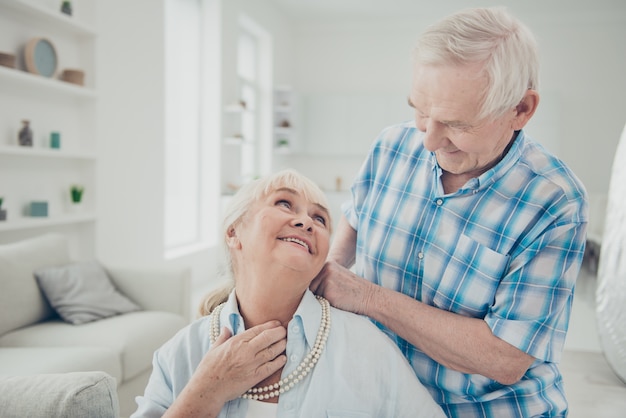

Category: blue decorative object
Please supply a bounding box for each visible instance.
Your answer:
[29,201,48,217]
[50,132,61,149]
[24,38,58,78]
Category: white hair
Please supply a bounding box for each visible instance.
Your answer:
[413,7,539,120]
[198,169,331,316]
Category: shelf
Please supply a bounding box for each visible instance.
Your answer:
[273,87,295,154]
[0,0,98,257]
[274,127,292,134]
[0,212,96,232]
[0,145,96,160]
[0,0,96,37]
[0,65,97,100]
[273,146,292,155]
[224,104,249,113]
[223,137,252,145]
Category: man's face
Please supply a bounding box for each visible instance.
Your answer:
[409,63,518,179]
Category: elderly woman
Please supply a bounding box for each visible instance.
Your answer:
[132,169,443,418]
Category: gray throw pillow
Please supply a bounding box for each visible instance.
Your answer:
[34,261,141,325]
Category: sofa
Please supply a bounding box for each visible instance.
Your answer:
[0,234,191,417]
[0,371,120,418]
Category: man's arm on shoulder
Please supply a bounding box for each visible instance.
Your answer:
[313,216,535,385]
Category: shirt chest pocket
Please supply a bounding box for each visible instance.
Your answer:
[431,233,510,317]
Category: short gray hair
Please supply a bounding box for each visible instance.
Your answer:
[413,7,539,120]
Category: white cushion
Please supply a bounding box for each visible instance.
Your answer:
[0,347,122,381]
[0,234,71,336]
[0,311,187,381]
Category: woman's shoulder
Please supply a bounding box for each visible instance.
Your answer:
[156,315,213,358]
[328,307,396,348]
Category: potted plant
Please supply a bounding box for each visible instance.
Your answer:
[60,1,72,16]
[0,196,6,221]
[70,185,84,204]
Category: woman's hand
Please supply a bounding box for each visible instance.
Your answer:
[164,321,287,417]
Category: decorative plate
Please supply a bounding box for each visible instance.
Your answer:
[24,38,58,78]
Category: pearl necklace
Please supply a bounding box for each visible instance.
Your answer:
[209,295,331,400]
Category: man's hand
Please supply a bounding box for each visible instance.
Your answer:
[310,260,376,316]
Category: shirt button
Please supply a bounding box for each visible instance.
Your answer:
[436,198,443,206]
[291,325,300,333]
[418,252,424,259]
[290,354,298,362]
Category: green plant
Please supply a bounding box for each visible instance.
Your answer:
[60,1,72,16]
[0,197,3,208]
[70,185,84,203]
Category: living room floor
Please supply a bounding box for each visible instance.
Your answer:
[561,268,626,417]
[191,268,626,416]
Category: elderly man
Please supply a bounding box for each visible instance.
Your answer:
[312,7,587,418]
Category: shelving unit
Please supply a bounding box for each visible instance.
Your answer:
[222,103,249,144]
[0,0,97,252]
[0,145,96,160]
[0,0,96,36]
[0,65,97,99]
[273,86,295,153]
[0,212,96,232]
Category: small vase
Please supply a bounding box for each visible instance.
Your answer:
[18,120,33,147]
[0,209,6,221]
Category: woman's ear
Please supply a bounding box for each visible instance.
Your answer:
[512,89,540,130]
[225,226,241,249]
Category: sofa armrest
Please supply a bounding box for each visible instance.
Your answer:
[106,266,191,321]
[0,371,119,418]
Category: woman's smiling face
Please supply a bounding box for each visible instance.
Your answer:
[233,187,331,283]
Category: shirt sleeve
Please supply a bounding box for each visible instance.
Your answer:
[486,218,587,363]
[130,350,172,418]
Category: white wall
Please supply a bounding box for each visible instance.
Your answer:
[96,0,294,298]
[275,2,626,198]
[94,0,625,297]
[97,0,168,268]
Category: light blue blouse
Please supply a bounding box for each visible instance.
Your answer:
[132,290,444,418]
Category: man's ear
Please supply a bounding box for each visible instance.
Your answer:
[225,226,241,249]
[512,89,540,130]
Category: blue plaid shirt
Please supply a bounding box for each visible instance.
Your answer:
[344,121,588,417]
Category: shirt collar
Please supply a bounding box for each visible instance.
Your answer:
[474,130,524,190]
[425,129,526,194]
[220,289,323,348]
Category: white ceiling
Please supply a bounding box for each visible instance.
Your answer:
[266,0,623,22]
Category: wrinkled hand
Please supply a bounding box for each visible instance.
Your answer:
[310,260,375,315]
[167,321,287,417]
[201,321,287,400]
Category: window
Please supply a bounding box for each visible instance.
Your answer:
[164,0,220,258]
[236,16,273,184]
